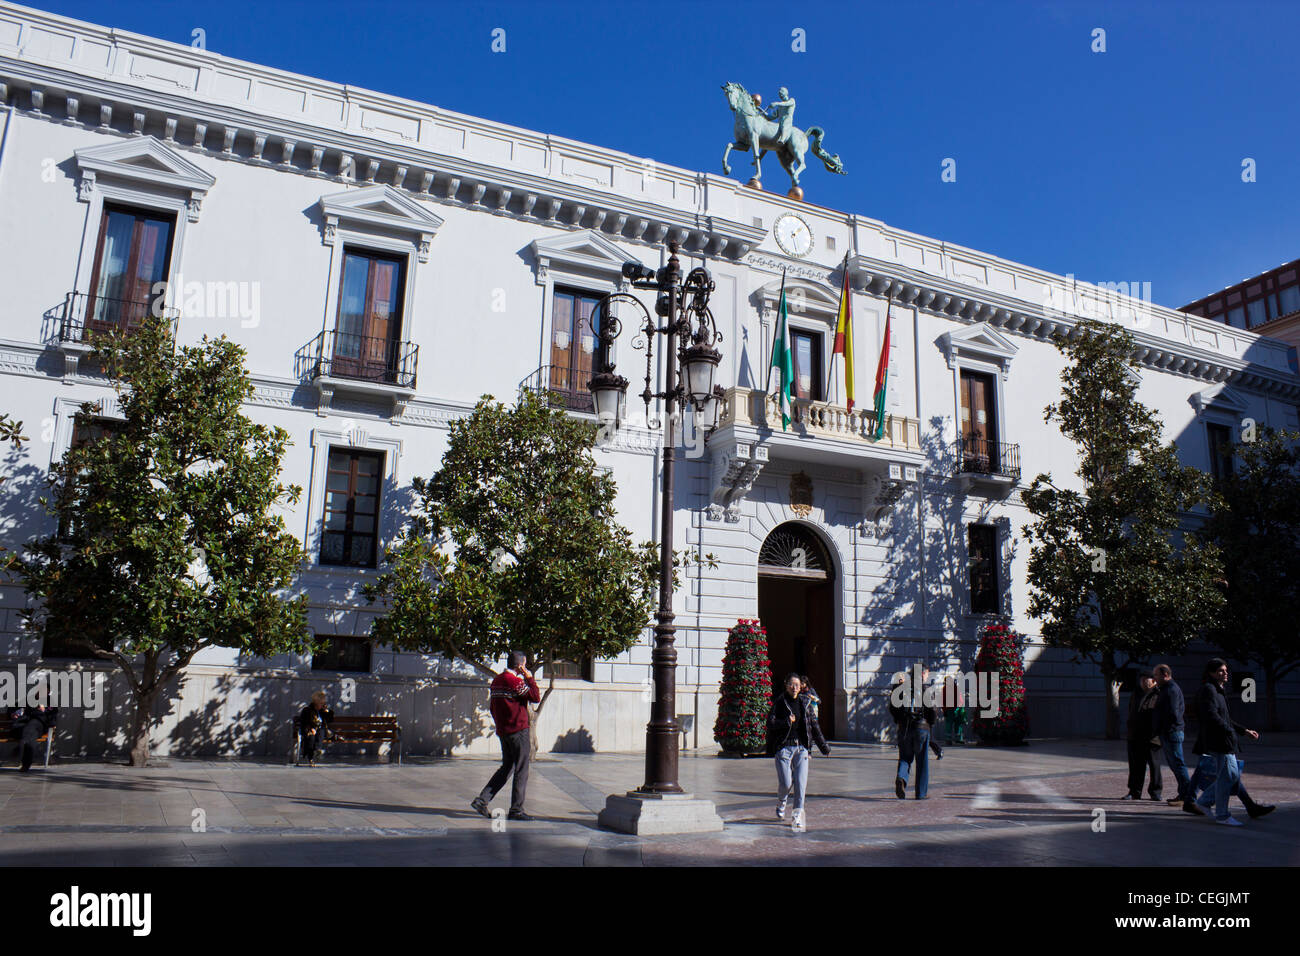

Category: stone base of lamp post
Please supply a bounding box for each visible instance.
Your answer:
[597,791,725,835]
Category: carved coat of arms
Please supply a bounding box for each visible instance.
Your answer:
[790,471,813,517]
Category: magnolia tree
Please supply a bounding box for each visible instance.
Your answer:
[365,392,663,754]
[5,317,312,766]
[1022,319,1225,739]
[1204,426,1300,731]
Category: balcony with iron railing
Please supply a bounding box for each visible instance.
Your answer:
[303,329,419,416]
[58,290,182,342]
[950,435,1021,483]
[519,364,596,415]
[54,291,182,374]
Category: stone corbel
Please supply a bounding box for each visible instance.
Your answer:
[315,381,336,416]
[322,216,338,247]
[77,170,95,202]
[417,233,432,263]
[707,443,768,523]
[862,462,916,527]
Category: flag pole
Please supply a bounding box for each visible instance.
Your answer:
[766,269,786,396]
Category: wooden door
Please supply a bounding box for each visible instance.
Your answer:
[549,288,601,410]
[959,370,997,472]
[333,251,404,382]
[86,206,174,333]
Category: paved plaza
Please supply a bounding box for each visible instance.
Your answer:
[1,737,1297,866]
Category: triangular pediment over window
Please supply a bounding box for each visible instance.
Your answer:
[530,229,640,284]
[1190,384,1249,417]
[755,278,841,319]
[940,322,1019,373]
[74,136,215,219]
[318,185,444,261]
[75,136,215,191]
[319,184,445,237]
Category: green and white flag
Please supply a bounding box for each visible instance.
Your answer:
[769,272,794,431]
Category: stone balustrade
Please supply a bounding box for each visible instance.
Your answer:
[716,387,921,452]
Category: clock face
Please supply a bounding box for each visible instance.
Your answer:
[774,213,814,258]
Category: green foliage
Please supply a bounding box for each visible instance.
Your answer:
[713,619,773,753]
[1021,319,1225,736]
[366,392,660,682]
[4,317,311,764]
[972,621,1029,744]
[1203,427,1300,729]
[0,413,26,476]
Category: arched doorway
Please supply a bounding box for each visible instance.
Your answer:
[757,523,837,739]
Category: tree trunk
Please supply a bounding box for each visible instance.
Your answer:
[127,649,160,767]
[128,690,156,767]
[528,663,557,760]
[1101,653,1121,740]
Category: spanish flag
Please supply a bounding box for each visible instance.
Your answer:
[832,262,854,412]
[872,292,892,441]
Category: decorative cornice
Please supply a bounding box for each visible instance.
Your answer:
[847,254,1300,401]
[0,6,766,260]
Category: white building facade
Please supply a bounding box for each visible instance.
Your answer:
[1,2,1297,758]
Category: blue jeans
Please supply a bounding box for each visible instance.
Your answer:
[1195,753,1240,821]
[897,725,931,798]
[776,744,810,811]
[1161,730,1191,801]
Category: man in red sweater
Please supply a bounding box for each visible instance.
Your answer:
[471,651,541,821]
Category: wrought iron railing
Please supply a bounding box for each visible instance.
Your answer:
[58,291,180,344]
[519,364,595,413]
[952,436,1021,480]
[308,329,418,388]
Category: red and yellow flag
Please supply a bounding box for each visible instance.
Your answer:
[872,296,892,441]
[832,264,855,411]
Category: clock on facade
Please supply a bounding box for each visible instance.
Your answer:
[773,212,814,258]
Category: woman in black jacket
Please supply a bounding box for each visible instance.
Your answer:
[8,704,57,772]
[1123,673,1163,800]
[767,674,830,832]
[299,691,334,767]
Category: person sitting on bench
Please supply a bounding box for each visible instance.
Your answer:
[299,691,334,766]
[8,703,58,772]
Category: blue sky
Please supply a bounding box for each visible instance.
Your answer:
[33,0,1300,308]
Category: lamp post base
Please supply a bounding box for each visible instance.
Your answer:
[597,791,725,835]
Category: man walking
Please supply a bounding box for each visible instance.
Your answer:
[1191,658,1260,827]
[890,667,938,800]
[471,651,540,822]
[1152,664,1192,808]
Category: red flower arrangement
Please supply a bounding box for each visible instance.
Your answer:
[972,620,1030,745]
[714,618,773,755]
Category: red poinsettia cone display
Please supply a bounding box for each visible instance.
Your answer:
[713,618,774,754]
[972,620,1030,745]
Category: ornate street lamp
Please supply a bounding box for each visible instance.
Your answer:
[591,240,727,833]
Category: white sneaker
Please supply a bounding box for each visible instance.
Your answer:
[776,800,787,820]
[1215,816,1243,827]
[792,809,806,832]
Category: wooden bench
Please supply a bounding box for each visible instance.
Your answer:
[290,715,401,765]
[0,716,54,768]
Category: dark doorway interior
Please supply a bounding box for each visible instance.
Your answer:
[757,525,837,739]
